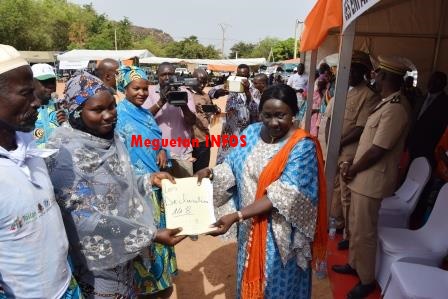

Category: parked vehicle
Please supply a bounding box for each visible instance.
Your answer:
[175,67,189,76]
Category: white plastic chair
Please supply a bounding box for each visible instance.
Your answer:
[378,157,431,228]
[384,261,448,299]
[376,183,448,293]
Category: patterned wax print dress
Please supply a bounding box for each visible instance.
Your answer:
[213,123,319,299]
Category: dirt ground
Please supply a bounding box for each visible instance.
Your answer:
[171,236,332,299]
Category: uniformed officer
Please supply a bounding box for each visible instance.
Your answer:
[328,51,380,249]
[332,56,411,299]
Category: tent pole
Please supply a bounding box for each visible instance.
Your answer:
[300,51,306,64]
[324,21,356,219]
[304,50,317,132]
[432,0,447,71]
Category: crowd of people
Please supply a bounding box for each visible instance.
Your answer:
[0,44,327,299]
[1,40,447,299]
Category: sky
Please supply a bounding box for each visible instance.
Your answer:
[68,0,316,55]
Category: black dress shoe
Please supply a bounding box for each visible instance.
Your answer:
[332,264,358,276]
[338,239,349,250]
[347,282,376,299]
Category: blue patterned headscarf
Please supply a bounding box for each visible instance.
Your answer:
[63,71,109,114]
[116,66,148,93]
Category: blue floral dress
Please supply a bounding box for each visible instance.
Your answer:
[213,123,319,299]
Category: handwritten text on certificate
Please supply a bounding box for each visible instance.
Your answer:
[162,177,216,236]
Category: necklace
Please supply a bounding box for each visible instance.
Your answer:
[269,134,277,144]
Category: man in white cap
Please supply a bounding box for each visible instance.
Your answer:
[32,63,66,147]
[0,45,81,298]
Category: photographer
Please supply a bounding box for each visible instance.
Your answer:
[143,62,197,178]
[208,64,260,164]
[188,68,220,173]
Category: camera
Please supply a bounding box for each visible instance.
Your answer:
[226,76,246,93]
[201,104,219,113]
[165,76,199,106]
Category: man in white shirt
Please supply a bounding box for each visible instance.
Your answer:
[287,63,308,92]
[0,44,81,298]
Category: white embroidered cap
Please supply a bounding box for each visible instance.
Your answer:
[0,44,28,75]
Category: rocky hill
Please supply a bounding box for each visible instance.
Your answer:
[131,25,174,44]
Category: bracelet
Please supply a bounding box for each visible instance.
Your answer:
[155,102,161,109]
[208,168,214,180]
[237,211,244,223]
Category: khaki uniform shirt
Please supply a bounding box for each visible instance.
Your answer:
[339,84,380,161]
[348,91,411,199]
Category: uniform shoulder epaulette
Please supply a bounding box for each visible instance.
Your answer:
[390,95,401,103]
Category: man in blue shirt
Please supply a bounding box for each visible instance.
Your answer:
[31,63,66,147]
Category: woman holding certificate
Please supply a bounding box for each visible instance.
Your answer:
[197,84,327,299]
[46,72,184,298]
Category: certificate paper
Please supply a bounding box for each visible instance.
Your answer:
[162,177,216,236]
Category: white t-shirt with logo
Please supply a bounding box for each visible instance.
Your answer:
[0,133,71,298]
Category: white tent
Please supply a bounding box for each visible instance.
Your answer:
[139,57,183,64]
[57,49,153,62]
[140,57,267,66]
[307,0,448,89]
[300,0,448,214]
[58,60,89,70]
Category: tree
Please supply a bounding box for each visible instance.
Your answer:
[272,38,296,61]
[229,42,256,59]
[133,36,167,56]
[115,18,133,49]
[0,0,51,50]
[165,36,220,59]
[251,37,280,59]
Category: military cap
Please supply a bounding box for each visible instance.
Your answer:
[377,55,410,76]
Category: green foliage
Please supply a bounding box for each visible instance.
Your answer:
[0,0,293,61]
[0,0,137,52]
[165,36,220,59]
[229,42,256,59]
[251,37,280,59]
[272,38,296,61]
[229,37,298,61]
[132,36,167,57]
[0,0,46,50]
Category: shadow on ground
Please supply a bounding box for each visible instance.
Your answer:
[174,242,237,299]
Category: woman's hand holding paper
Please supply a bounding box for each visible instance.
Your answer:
[150,171,176,187]
[155,228,186,246]
[208,213,239,236]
